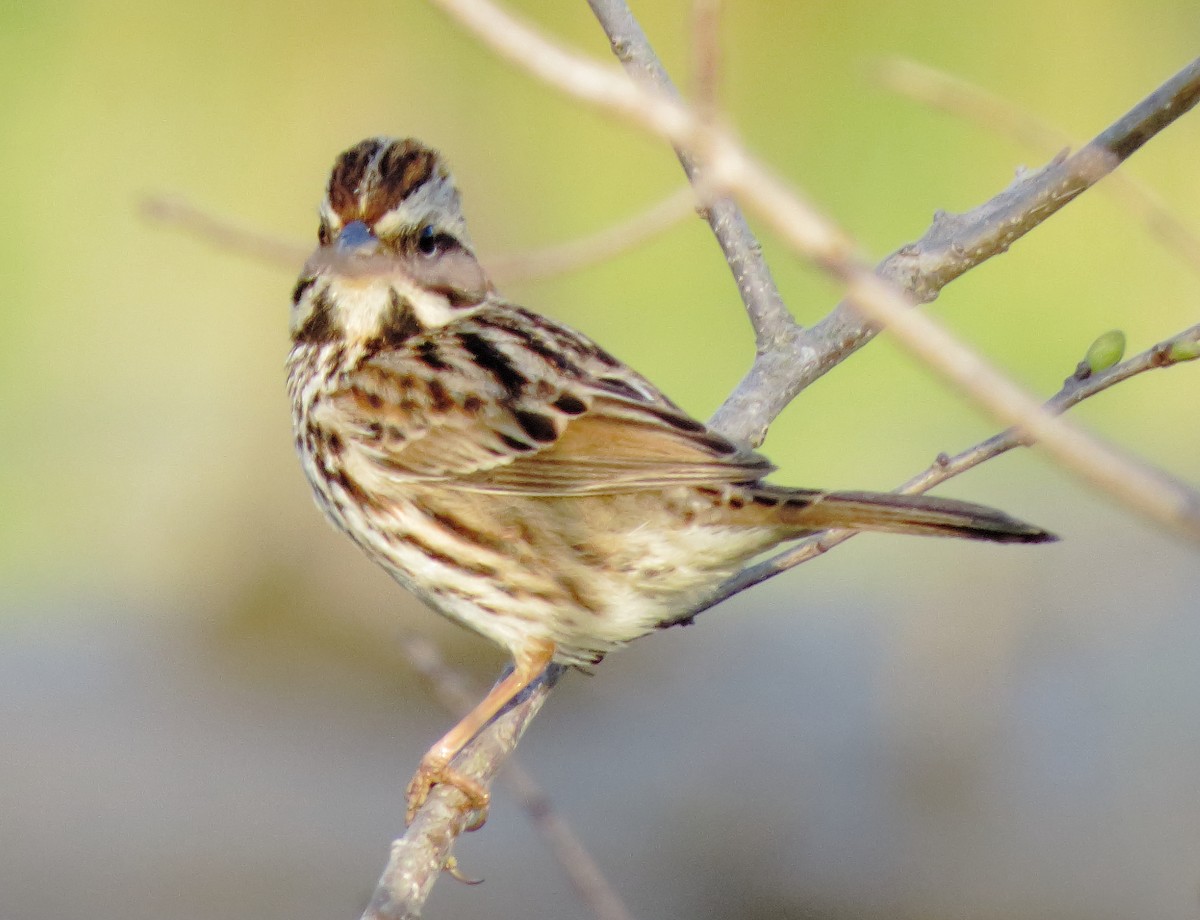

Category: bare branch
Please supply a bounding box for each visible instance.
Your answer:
[140,195,307,268]
[428,0,1200,539]
[690,0,722,116]
[878,57,1200,280]
[487,186,695,285]
[782,57,1200,420]
[146,186,696,292]
[685,321,1200,620]
[585,0,796,349]
[398,637,638,920]
[879,57,1084,151]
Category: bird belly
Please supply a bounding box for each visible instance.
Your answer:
[302,452,783,666]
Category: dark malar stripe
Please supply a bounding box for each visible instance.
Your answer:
[378,289,422,347]
[293,287,338,344]
[292,276,316,306]
[458,331,528,395]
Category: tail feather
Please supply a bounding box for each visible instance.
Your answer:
[765,488,1056,544]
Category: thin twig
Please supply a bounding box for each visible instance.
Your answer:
[140,195,308,268]
[145,187,697,290]
[879,57,1085,151]
[396,637,639,920]
[789,59,1200,409]
[487,186,696,285]
[878,57,1200,280]
[586,0,797,350]
[428,0,1200,540]
[690,0,722,116]
[683,321,1200,619]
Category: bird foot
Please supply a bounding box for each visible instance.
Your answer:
[405,757,490,830]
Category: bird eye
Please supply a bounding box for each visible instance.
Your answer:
[417,224,440,256]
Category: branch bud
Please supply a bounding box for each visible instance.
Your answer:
[1084,330,1126,374]
[1167,338,1200,363]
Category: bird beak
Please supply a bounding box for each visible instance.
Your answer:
[336,220,379,256]
[305,219,392,280]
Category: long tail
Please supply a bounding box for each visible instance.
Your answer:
[762,488,1056,544]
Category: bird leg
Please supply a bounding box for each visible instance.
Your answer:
[405,639,556,827]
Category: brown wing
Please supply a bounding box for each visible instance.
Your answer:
[321,307,772,495]
[467,394,773,494]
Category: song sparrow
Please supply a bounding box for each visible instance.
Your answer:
[287,137,1054,824]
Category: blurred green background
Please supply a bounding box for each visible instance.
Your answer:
[2,2,1199,918]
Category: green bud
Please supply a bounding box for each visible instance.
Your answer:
[1085,330,1126,373]
[1167,338,1200,363]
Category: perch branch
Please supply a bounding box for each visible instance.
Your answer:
[877,57,1200,279]
[359,660,566,920]
[396,637,638,920]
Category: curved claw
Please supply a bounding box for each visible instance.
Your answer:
[444,855,485,885]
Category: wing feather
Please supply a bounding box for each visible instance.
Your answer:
[321,307,772,495]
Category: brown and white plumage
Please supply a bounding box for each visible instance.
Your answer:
[287,137,1055,821]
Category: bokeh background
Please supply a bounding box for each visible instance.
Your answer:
[3,2,1200,918]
